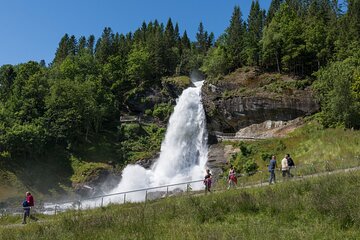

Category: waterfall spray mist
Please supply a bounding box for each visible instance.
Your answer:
[106,80,208,202]
[48,79,209,210]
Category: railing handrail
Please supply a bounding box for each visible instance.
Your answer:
[54,179,204,205]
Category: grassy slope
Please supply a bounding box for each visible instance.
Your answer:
[1,171,360,239]
[0,131,121,207]
[221,120,360,184]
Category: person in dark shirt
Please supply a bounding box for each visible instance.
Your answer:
[204,169,212,193]
[286,154,295,177]
[268,155,277,184]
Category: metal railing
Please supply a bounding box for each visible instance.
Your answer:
[2,157,359,217]
[49,179,205,215]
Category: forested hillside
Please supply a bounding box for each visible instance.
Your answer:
[0,0,359,200]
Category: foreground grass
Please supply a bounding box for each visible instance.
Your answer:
[1,171,360,239]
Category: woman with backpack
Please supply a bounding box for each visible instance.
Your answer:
[22,192,34,224]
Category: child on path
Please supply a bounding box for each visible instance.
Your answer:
[228,165,237,189]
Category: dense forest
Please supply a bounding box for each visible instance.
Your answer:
[0,0,359,166]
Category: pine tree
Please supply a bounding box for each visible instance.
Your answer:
[95,27,115,63]
[165,18,176,48]
[346,0,360,41]
[207,32,215,50]
[266,0,283,24]
[0,65,16,101]
[196,22,208,53]
[87,35,95,55]
[226,6,246,70]
[68,35,77,56]
[181,31,191,50]
[53,34,70,64]
[78,36,87,54]
[174,23,181,43]
[246,0,266,65]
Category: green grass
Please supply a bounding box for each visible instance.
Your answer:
[1,171,360,239]
[162,76,191,89]
[222,121,360,185]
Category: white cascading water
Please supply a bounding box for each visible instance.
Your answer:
[103,80,208,203]
[44,79,208,212]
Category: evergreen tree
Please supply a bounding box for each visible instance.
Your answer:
[68,35,77,56]
[174,23,181,44]
[344,0,360,42]
[207,32,215,50]
[0,65,16,101]
[78,36,87,53]
[196,22,208,53]
[266,0,283,24]
[164,18,176,48]
[87,35,95,55]
[53,34,70,65]
[95,27,115,63]
[181,30,191,49]
[226,6,246,70]
[246,0,266,65]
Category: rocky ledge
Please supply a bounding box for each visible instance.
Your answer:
[202,68,319,136]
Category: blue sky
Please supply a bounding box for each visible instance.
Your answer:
[0,0,272,66]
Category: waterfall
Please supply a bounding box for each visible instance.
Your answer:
[43,79,208,212]
[106,80,208,202]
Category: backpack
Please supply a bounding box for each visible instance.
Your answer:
[22,200,29,208]
[287,158,294,167]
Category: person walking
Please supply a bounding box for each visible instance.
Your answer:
[268,156,277,184]
[286,154,295,177]
[22,192,34,224]
[227,165,237,189]
[281,155,289,178]
[204,169,212,193]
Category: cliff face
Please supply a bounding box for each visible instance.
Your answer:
[201,68,319,134]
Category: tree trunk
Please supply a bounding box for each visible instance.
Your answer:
[275,53,281,73]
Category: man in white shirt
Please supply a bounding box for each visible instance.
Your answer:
[281,155,289,178]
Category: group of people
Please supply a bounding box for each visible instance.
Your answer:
[203,153,295,192]
[268,154,295,184]
[203,165,238,193]
[22,155,294,223]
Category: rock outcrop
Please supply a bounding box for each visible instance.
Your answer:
[202,68,319,135]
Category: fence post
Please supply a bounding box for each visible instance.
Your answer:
[124,193,126,204]
[166,186,169,196]
[101,197,104,207]
[145,190,148,202]
[54,205,57,215]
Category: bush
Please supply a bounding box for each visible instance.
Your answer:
[152,103,173,121]
[243,159,259,175]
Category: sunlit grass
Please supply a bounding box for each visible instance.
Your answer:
[221,121,360,186]
[2,171,360,239]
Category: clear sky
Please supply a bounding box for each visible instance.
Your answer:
[0,0,274,66]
